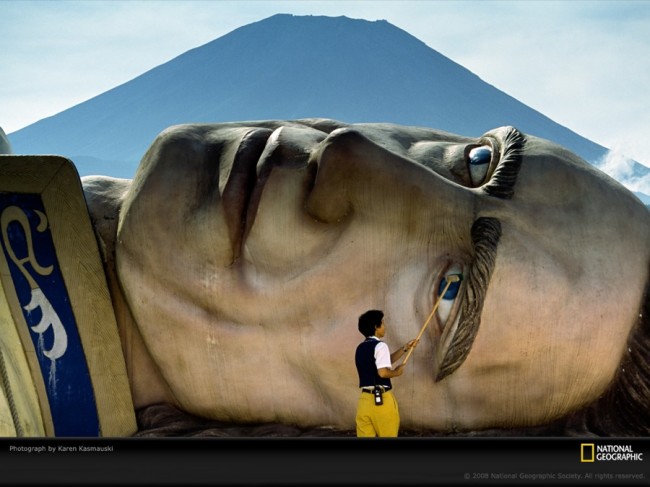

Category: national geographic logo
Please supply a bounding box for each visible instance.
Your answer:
[581,443,644,463]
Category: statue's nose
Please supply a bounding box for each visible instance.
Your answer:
[305,127,475,228]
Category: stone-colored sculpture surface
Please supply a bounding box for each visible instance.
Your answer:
[0,127,12,155]
[82,119,650,435]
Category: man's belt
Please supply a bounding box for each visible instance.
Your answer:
[361,386,391,393]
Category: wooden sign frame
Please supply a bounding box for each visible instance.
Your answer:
[0,155,136,437]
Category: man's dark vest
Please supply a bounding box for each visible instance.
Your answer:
[355,338,392,390]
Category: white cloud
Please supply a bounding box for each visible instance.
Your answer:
[596,145,650,196]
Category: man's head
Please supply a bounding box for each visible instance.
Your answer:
[358,310,384,338]
[85,118,650,433]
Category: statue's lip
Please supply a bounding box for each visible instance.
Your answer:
[225,125,324,262]
[221,127,274,262]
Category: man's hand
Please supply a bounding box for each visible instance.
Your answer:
[403,339,419,352]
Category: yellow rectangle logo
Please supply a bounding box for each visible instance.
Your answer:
[581,443,595,462]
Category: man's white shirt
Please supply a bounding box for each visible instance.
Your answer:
[370,336,392,369]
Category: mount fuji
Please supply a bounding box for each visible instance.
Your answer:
[6,14,650,206]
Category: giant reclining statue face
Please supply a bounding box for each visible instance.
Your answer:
[83,119,650,434]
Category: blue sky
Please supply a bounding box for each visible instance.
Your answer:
[2,0,649,181]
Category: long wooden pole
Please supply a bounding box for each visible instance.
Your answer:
[401,274,461,366]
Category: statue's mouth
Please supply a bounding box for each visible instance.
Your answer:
[220,128,273,262]
[222,126,324,263]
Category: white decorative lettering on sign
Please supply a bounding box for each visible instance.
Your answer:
[1,206,68,361]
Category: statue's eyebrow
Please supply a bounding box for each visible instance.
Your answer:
[481,127,525,200]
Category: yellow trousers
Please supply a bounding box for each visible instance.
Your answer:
[355,390,399,437]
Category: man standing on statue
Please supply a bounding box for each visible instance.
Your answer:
[354,309,418,437]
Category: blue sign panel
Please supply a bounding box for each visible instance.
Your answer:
[0,192,100,436]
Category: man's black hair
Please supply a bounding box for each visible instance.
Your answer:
[358,309,383,337]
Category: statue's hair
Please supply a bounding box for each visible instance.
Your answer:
[561,271,650,436]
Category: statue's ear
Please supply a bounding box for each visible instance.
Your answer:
[82,175,132,266]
